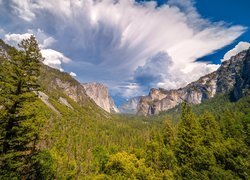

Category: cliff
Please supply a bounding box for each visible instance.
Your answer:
[82,83,119,113]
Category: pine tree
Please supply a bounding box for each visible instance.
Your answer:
[160,120,175,176]
[0,36,43,178]
[174,102,203,179]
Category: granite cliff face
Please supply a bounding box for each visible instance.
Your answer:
[137,48,250,116]
[82,83,119,113]
[119,97,140,114]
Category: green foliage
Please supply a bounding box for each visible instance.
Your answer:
[175,103,201,166]
[104,151,152,179]
[0,36,53,178]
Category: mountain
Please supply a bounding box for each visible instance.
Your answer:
[137,48,250,115]
[82,82,119,113]
[118,97,140,114]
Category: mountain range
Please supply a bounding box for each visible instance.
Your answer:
[123,48,250,115]
[1,39,249,117]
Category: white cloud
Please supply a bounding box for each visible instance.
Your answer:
[222,42,250,62]
[41,49,71,70]
[70,72,77,77]
[1,0,247,98]
[4,33,33,45]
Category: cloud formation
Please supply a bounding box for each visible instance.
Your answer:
[41,49,71,71]
[222,41,250,62]
[0,0,246,99]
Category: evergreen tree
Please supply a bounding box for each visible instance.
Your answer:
[0,36,44,178]
[160,120,175,175]
[162,120,174,147]
[174,103,203,179]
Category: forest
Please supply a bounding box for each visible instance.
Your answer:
[0,37,249,179]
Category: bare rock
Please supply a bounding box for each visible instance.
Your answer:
[82,82,119,113]
[58,97,73,109]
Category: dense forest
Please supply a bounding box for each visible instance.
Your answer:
[0,37,249,179]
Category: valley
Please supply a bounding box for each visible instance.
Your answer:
[0,38,249,179]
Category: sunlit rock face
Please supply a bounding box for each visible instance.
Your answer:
[82,83,119,113]
[137,49,250,116]
[53,78,88,104]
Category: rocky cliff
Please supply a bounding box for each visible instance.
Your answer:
[118,97,140,114]
[137,48,250,116]
[82,83,119,113]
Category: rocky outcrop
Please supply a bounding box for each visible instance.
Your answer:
[119,97,140,114]
[52,78,88,104]
[82,83,119,113]
[36,91,60,114]
[58,97,73,109]
[137,48,250,116]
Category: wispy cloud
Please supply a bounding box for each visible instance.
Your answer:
[0,0,246,99]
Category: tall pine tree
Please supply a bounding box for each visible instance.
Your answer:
[0,36,43,178]
[174,102,203,179]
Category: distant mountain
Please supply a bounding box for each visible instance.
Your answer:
[137,48,250,116]
[118,97,140,114]
[82,83,119,113]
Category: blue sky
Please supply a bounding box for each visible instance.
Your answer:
[0,0,249,106]
[140,0,250,64]
[196,0,250,64]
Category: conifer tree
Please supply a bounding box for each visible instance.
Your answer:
[158,120,175,178]
[199,111,222,146]
[0,36,43,178]
[174,102,202,179]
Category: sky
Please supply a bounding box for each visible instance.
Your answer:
[0,0,249,106]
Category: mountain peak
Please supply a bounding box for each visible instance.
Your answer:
[82,82,119,113]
